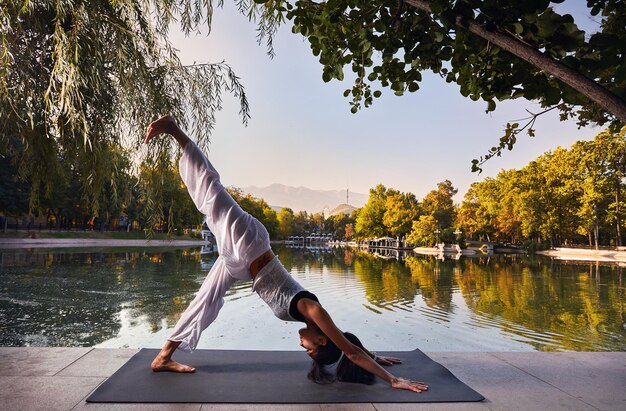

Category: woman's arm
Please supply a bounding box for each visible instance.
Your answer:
[145,116,191,149]
[302,301,428,393]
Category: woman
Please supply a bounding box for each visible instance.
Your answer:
[146,116,428,393]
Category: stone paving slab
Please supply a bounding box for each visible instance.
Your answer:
[59,348,139,378]
[0,347,91,376]
[428,352,598,411]
[0,375,103,411]
[493,352,626,411]
[1,348,624,411]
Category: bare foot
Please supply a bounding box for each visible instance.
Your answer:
[151,357,196,373]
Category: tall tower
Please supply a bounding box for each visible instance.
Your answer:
[346,186,349,206]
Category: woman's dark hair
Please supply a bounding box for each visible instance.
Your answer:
[307,332,375,385]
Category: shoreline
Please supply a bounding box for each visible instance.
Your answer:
[3,237,626,263]
[0,237,208,249]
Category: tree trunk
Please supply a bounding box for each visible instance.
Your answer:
[616,183,622,247]
[405,0,626,123]
[594,207,600,250]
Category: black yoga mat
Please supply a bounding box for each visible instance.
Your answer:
[86,348,484,403]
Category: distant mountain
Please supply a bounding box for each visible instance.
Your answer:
[243,184,367,214]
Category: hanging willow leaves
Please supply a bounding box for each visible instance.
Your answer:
[1,0,250,231]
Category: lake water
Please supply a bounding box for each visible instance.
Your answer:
[1,246,625,352]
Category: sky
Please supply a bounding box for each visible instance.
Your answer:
[168,2,603,201]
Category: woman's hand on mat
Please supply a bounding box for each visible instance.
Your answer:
[391,377,428,393]
[375,355,402,366]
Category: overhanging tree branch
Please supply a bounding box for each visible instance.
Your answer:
[405,0,626,124]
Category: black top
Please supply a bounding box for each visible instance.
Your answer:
[289,290,319,322]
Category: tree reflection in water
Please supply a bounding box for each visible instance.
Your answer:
[0,247,624,351]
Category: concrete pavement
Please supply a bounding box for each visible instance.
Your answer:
[0,348,624,410]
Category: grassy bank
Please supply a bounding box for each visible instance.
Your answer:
[0,230,201,241]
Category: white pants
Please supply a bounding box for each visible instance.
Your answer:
[168,142,270,352]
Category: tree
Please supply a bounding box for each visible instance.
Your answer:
[139,160,203,233]
[0,151,30,230]
[325,212,356,240]
[571,137,614,248]
[277,207,296,239]
[245,0,625,168]
[228,188,279,238]
[355,184,399,238]
[536,147,583,246]
[422,180,457,229]
[493,169,525,244]
[407,215,439,246]
[454,126,626,247]
[1,0,250,221]
[383,192,420,237]
[592,127,626,246]
[263,206,280,239]
[457,178,501,241]
[344,222,355,240]
[309,212,326,233]
[292,211,311,235]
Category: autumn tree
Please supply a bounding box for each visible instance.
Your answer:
[422,180,457,230]
[355,184,399,238]
[383,192,421,238]
[457,178,500,241]
[457,126,626,248]
[537,147,583,246]
[591,127,626,246]
[277,207,296,239]
[407,215,439,246]
[325,212,357,240]
[344,222,355,240]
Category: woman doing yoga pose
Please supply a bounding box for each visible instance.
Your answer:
[145,116,428,393]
